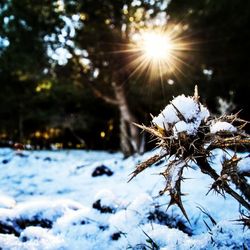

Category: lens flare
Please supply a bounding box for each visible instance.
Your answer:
[142,32,173,61]
[124,26,191,81]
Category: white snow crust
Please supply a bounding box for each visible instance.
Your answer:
[152,95,209,136]
[237,156,250,174]
[0,148,249,249]
[210,121,237,133]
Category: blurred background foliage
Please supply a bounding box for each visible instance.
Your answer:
[0,0,249,151]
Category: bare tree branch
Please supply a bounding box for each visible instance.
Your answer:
[90,86,119,106]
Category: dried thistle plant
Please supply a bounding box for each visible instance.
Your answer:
[129,87,250,223]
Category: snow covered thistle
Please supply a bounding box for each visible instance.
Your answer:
[129,87,250,224]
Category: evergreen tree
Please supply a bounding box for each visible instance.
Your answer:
[167,0,250,120]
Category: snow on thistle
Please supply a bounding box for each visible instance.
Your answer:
[129,87,250,225]
[152,94,210,137]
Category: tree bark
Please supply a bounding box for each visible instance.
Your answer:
[18,103,24,143]
[70,47,144,156]
[112,81,143,157]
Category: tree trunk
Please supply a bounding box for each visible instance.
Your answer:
[70,45,144,156]
[18,103,24,144]
[112,81,144,157]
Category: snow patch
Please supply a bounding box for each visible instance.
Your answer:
[0,148,248,249]
[237,156,250,174]
[152,95,209,136]
[20,227,64,249]
[210,121,237,133]
[0,195,16,209]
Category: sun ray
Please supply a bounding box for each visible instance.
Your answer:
[121,25,193,81]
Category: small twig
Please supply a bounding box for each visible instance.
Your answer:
[128,151,168,182]
[207,137,250,151]
[133,123,166,139]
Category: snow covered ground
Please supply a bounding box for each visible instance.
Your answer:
[0,148,249,249]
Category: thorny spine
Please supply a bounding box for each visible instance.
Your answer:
[129,88,250,226]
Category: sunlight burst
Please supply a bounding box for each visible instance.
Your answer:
[126,26,191,81]
[141,32,173,61]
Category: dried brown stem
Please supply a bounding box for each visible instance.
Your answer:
[196,157,250,211]
[133,123,166,139]
[130,90,250,220]
[207,137,250,150]
[128,151,168,182]
[231,176,250,203]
